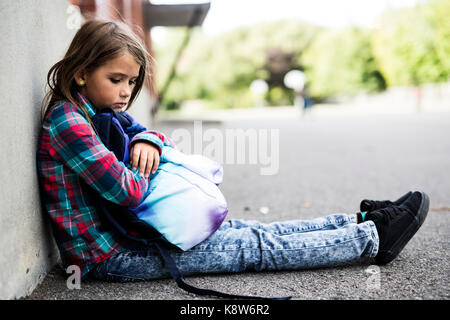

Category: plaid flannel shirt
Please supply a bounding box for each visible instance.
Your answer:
[37,91,174,278]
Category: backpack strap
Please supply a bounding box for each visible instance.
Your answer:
[92,108,129,162]
[151,240,292,300]
[91,110,291,301]
[99,199,291,300]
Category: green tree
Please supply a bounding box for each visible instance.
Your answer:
[301,27,385,98]
[430,0,450,77]
[154,20,320,109]
[371,2,449,86]
[153,1,450,111]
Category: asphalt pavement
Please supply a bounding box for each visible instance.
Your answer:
[25,105,450,300]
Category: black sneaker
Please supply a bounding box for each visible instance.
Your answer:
[360,191,413,213]
[365,191,430,265]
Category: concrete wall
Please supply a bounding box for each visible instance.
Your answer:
[0,0,154,299]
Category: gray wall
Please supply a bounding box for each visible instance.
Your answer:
[0,0,154,299]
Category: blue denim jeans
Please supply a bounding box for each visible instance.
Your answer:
[89,214,379,282]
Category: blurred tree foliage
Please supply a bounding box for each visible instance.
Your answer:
[301,27,386,99]
[154,20,320,109]
[371,0,449,86]
[431,0,450,77]
[153,0,450,110]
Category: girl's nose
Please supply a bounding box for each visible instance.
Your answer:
[120,86,131,98]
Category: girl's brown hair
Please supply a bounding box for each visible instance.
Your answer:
[40,19,154,124]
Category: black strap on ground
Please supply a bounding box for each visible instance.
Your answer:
[152,240,292,300]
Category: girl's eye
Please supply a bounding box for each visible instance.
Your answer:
[110,78,136,85]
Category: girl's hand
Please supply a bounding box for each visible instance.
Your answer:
[130,142,160,179]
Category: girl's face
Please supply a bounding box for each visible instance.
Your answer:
[77,51,141,112]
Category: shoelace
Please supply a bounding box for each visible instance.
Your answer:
[362,199,393,211]
[375,205,406,222]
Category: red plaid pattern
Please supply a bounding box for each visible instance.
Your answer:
[37,92,171,278]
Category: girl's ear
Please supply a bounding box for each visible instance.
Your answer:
[74,70,87,86]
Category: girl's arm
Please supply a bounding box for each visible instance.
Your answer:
[48,103,148,207]
[122,112,176,155]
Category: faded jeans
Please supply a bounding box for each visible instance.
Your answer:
[89,213,379,282]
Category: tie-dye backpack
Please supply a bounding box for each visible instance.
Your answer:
[91,108,290,300]
[91,108,228,251]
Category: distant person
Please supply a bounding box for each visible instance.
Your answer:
[301,87,314,117]
[37,20,430,299]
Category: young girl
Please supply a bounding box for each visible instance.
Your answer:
[37,20,429,296]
